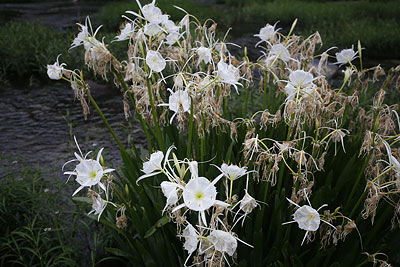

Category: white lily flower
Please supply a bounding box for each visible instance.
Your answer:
[161,181,179,207]
[182,223,200,254]
[282,190,336,245]
[216,61,242,93]
[160,89,191,124]
[254,22,280,46]
[115,22,135,41]
[63,139,114,196]
[127,0,165,25]
[197,47,212,65]
[88,190,107,221]
[182,177,218,212]
[47,54,66,80]
[137,150,164,183]
[239,191,259,213]
[70,16,102,50]
[146,50,166,73]
[220,163,248,181]
[144,22,162,37]
[335,46,358,66]
[269,43,291,63]
[162,19,180,33]
[165,31,181,45]
[208,230,237,257]
[172,176,228,225]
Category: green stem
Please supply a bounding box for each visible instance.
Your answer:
[87,91,123,150]
[346,152,371,213]
[186,97,194,158]
[263,71,268,110]
[113,69,154,150]
[146,78,165,151]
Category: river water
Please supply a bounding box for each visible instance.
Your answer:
[0,81,145,178]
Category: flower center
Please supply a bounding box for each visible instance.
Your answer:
[307,213,315,220]
[89,170,97,180]
[194,191,204,201]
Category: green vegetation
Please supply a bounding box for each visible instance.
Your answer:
[0,21,82,81]
[240,0,400,59]
[0,157,111,266]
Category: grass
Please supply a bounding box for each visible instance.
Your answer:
[0,156,113,266]
[241,0,400,59]
[0,21,83,82]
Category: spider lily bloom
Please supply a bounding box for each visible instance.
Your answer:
[165,31,181,46]
[382,139,400,178]
[239,191,259,213]
[88,190,107,221]
[216,61,242,93]
[282,192,336,246]
[220,163,248,181]
[160,181,179,210]
[159,89,191,124]
[268,43,291,63]
[63,147,114,196]
[146,50,166,73]
[162,19,180,33]
[126,0,165,25]
[172,176,228,225]
[335,46,358,66]
[197,46,212,65]
[144,22,162,37]
[47,54,66,80]
[283,69,322,100]
[207,230,237,257]
[182,223,200,254]
[136,150,164,183]
[115,22,135,41]
[232,190,261,227]
[70,16,102,50]
[182,223,200,265]
[254,22,280,46]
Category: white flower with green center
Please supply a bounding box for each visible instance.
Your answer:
[207,230,237,257]
[220,163,248,181]
[282,191,336,245]
[146,50,166,73]
[64,145,114,196]
[47,54,66,80]
[335,47,358,66]
[183,177,217,212]
[172,176,228,225]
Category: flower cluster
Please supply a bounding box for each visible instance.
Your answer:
[137,146,256,265]
[50,0,400,264]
